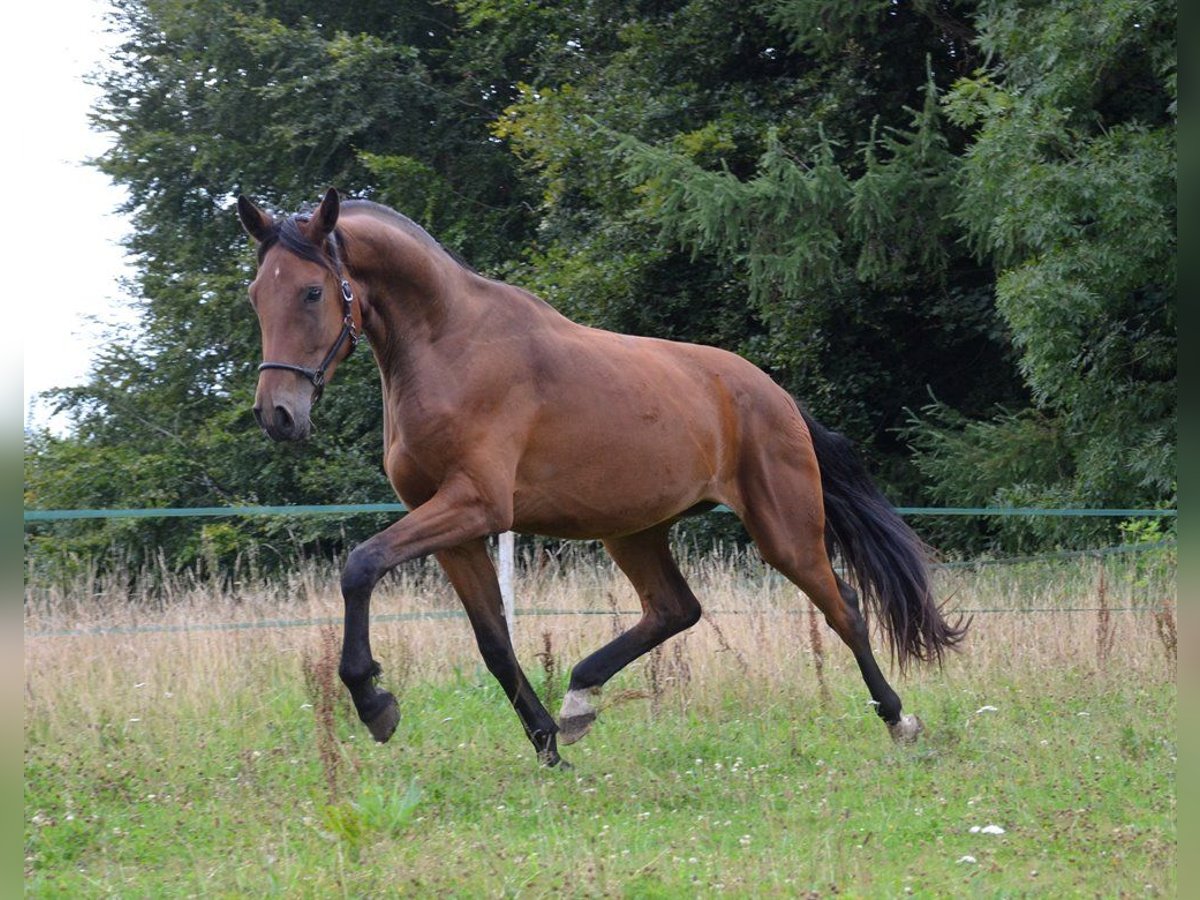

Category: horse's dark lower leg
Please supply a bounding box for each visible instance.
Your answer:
[336,485,504,744]
[560,525,701,745]
[787,559,920,740]
[833,575,904,726]
[437,541,565,767]
[742,505,921,743]
[339,544,401,741]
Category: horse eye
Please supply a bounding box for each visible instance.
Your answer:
[304,286,323,304]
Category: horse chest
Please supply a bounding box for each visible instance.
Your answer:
[380,411,485,503]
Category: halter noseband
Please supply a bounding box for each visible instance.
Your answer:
[257,235,360,402]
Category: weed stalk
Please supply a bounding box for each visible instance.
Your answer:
[809,604,830,704]
[1096,561,1115,670]
[302,625,343,803]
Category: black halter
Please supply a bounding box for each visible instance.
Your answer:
[257,236,360,401]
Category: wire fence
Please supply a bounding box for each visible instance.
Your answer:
[23,504,1175,639]
[26,600,1170,639]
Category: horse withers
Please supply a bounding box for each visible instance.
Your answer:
[238,188,966,768]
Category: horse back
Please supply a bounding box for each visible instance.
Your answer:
[500,307,808,536]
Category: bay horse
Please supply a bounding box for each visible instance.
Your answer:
[237,188,965,767]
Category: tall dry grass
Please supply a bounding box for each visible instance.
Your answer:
[24,543,1176,735]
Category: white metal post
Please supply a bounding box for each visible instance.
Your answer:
[498,530,515,641]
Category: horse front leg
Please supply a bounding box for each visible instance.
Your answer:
[337,483,505,743]
[437,540,565,767]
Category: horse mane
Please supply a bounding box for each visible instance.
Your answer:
[342,199,479,274]
[255,198,477,275]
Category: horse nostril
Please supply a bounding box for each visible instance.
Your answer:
[252,405,265,428]
[273,405,295,433]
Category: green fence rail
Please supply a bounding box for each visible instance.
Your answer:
[23,503,409,522]
[21,504,1179,523]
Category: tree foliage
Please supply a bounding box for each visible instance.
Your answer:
[24,0,1176,574]
[911,0,1176,546]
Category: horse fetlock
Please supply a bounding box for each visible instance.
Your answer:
[888,713,924,744]
[538,747,572,769]
[558,687,601,746]
[529,726,567,768]
[338,657,382,690]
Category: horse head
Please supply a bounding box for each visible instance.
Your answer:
[237,188,361,441]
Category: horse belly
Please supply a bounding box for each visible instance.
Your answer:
[510,486,706,540]
[510,402,725,539]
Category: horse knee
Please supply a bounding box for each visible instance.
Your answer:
[342,542,383,599]
[675,599,702,633]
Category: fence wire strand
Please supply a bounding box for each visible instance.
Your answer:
[24,506,1174,639]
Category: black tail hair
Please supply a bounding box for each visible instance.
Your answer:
[800,409,968,668]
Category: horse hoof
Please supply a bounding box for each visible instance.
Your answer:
[365,694,400,743]
[889,713,924,744]
[558,712,596,746]
[558,687,600,746]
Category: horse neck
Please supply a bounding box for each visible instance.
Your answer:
[339,213,482,377]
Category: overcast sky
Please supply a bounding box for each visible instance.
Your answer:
[16,0,136,433]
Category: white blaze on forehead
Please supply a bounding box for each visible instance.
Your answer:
[273,265,281,280]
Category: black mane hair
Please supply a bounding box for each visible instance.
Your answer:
[255,198,477,275]
[255,213,343,277]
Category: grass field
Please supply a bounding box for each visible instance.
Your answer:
[25,546,1176,897]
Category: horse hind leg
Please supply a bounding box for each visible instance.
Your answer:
[741,501,922,743]
[831,573,924,741]
[559,524,702,745]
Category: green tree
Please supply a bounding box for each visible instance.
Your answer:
[904,0,1176,547]
[24,0,1175,575]
[27,0,540,575]
[489,0,1024,492]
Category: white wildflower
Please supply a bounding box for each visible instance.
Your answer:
[969,824,1006,835]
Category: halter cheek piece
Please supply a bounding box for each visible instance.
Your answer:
[257,238,360,402]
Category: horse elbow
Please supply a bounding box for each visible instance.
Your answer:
[487,509,514,535]
[479,491,514,535]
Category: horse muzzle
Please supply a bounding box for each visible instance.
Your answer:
[252,401,312,442]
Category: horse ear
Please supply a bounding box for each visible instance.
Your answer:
[308,187,341,242]
[237,195,275,244]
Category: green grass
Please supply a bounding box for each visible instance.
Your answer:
[25,554,1176,896]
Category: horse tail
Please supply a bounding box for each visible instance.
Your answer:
[800,408,968,668]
